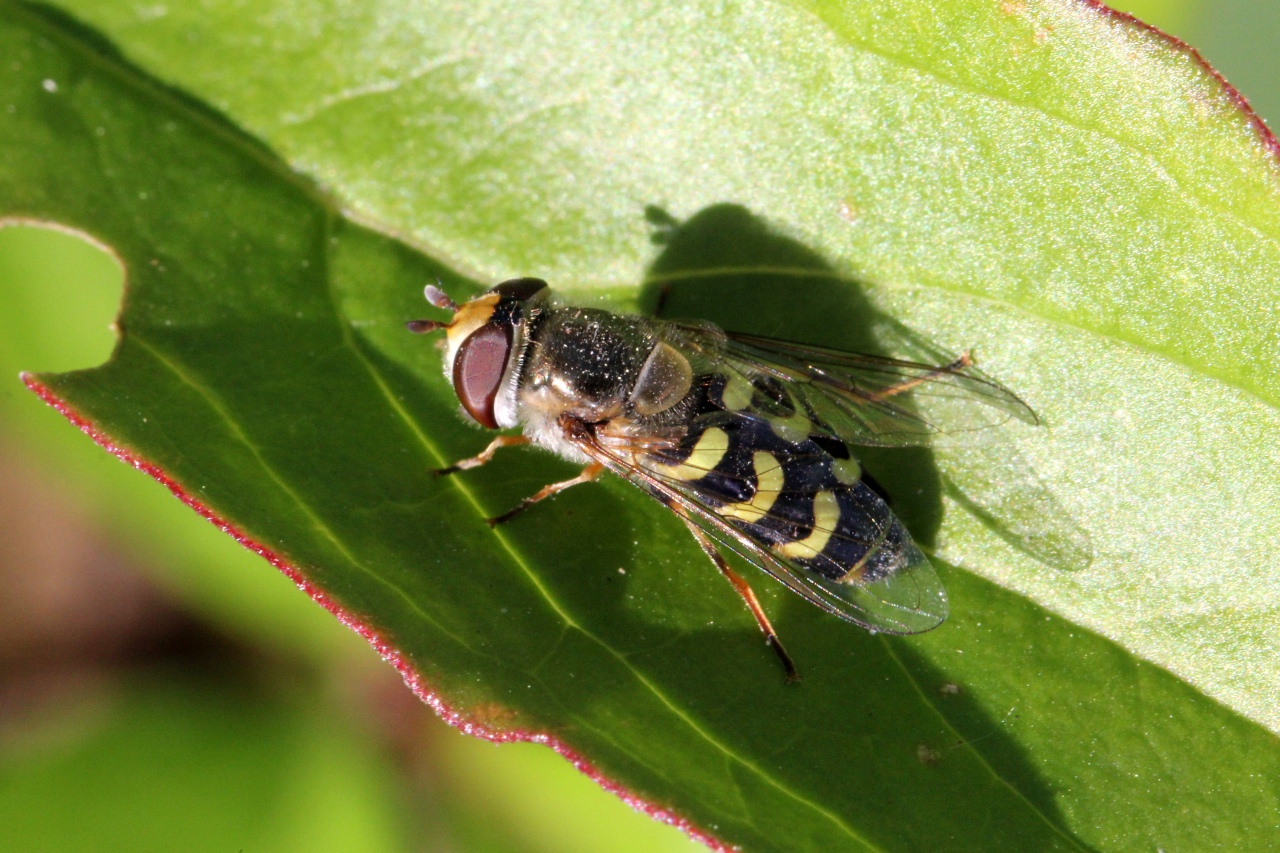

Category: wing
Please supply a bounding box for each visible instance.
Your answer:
[577,411,948,634]
[674,325,1037,448]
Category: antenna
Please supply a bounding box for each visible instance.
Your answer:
[424,279,459,312]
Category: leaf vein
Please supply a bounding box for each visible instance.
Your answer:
[130,336,485,658]
[279,53,473,127]
[879,637,1092,852]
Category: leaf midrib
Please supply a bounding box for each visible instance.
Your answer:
[879,637,1091,852]
[122,322,883,851]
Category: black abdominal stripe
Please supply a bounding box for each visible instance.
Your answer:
[642,372,919,585]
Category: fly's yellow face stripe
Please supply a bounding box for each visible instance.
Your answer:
[832,457,862,485]
[720,373,754,411]
[719,451,784,524]
[650,426,730,481]
[774,490,839,560]
[444,293,501,365]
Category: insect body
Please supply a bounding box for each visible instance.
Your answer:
[409,278,1035,680]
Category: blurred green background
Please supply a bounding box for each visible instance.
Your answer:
[0,2,1271,850]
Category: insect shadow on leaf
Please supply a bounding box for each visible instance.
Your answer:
[640,202,949,553]
[642,203,1092,574]
[631,204,1094,846]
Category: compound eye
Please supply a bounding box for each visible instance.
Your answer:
[491,277,548,302]
[453,324,512,429]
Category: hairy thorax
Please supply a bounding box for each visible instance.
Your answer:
[514,307,695,462]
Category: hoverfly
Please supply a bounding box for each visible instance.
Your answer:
[409,278,1035,681]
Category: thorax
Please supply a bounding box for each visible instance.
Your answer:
[509,306,696,461]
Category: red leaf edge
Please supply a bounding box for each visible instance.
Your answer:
[21,372,737,853]
[1081,0,1279,156]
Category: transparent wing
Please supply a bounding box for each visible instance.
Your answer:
[581,416,948,634]
[672,325,1037,448]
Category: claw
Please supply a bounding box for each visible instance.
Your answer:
[486,507,519,527]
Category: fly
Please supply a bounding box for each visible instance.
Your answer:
[408,278,1036,681]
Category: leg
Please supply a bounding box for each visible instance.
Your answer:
[435,435,529,477]
[676,513,800,683]
[866,352,972,402]
[652,281,674,318]
[487,462,604,527]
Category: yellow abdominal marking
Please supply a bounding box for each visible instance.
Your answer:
[720,373,754,410]
[768,410,812,445]
[720,452,784,524]
[653,427,729,481]
[751,386,810,444]
[832,457,861,485]
[836,553,873,585]
[775,490,839,560]
[835,521,894,583]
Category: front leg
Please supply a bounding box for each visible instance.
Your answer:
[487,463,604,527]
[434,435,529,477]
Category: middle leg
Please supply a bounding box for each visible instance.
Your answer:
[435,435,529,477]
[487,462,604,527]
[676,512,799,683]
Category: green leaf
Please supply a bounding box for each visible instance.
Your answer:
[4,1,1280,851]
[0,226,367,660]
